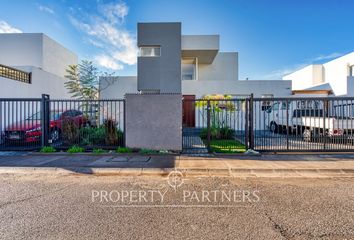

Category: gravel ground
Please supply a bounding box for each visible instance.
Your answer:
[0,174,353,240]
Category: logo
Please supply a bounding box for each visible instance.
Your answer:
[167,169,184,191]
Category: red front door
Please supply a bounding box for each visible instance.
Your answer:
[183,95,196,127]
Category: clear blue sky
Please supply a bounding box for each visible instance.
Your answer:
[1,0,353,79]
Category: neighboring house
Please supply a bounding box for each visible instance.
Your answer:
[0,33,78,98]
[100,22,292,100]
[283,52,354,96]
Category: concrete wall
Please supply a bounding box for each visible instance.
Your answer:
[0,34,43,69]
[197,52,238,81]
[42,34,78,78]
[0,66,71,98]
[137,23,181,93]
[283,64,323,90]
[0,33,77,78]
[182,80,292,98]
[100,76,138,99]
[125,94,182,151]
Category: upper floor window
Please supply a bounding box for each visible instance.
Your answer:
[182,58,197,80]
[139,46,161,57]
[0,64,31,84]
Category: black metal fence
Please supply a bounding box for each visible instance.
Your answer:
[182,98,247,154]
[182,96,354,153]
[0,95,125,151]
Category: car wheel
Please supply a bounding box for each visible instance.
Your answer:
[303,129,312,142]
[270,122,278,133]
[50,129,60,143]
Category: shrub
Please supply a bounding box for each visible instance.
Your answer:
[104,119,120,145]
[199,126,234,140]
[80,127,106,145]
[67,145,84,153]
[40,146,56,153]
[61,117,79,144]
[116,147,132,153]
[92,148,107,154]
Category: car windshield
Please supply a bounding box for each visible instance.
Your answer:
[26,112,62,120]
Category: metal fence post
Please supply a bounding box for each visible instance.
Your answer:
[245,99,249,150]
[249,94,254,150]
[207,100,211,152]
[41,94,50,147]
[286,100,289,150]
[323,99,327,150]
[123,98,126,147]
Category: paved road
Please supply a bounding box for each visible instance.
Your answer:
[0,174,353,240]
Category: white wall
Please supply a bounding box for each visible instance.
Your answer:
[100,76,138,99]
[322,52,354,96]
[42,34,77,78]
[0,34,43,69]
[0,33,77,78]
[283,64,323,90]
[182,80,292,98]
[198,52,238,81]
[0,66,71,99]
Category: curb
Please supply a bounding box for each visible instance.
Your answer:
[0,167,353,178]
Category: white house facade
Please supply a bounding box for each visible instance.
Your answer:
[283,52,354,96]
[0,33,78,98]
[100,22,292,99]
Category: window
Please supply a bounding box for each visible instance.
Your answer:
[0,64,31,84]
[261,94,274,111]
[182,58,197,80]
[139,46,161,57]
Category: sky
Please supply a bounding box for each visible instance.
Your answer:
[0,0,353,80]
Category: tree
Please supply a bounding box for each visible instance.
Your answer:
[65,60,108,100]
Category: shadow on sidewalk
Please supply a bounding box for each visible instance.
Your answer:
[0,153,177,175]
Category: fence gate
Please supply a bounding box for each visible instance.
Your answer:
[182,97,248,154]
[252,97,354,152]
[182,96,354,153]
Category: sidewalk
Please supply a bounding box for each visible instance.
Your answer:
[0,152,353,178]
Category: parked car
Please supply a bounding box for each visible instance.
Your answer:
[266,100,354,142]
[2,110,88,144]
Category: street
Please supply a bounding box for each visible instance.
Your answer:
[0,174,353,239]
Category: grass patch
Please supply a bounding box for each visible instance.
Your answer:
[210,139,246,153]
[92,148,107,154]
[40,146,56,153]
[67,145,85,153]
[139,148,159,154]
[116,147,132,153]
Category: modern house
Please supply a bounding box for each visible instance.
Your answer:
[0,33,77,98]
[283,52,354,96]
[100,22,292,100]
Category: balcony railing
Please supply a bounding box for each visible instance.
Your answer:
[0,64,31,84]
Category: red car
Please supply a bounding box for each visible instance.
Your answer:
[3,110,88,143]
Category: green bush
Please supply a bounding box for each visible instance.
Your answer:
[40,146,56,153]
[116,147,132,153]
[200,126,234,140]
[79,120,123,147]
[67,145,84,153]
[80,127,106,145]
[92,148,107,154]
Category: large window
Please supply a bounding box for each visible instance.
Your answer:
[261,94,274,111]
[139,46,161,57]
[182,58,197,80]
[0,64,31,84]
